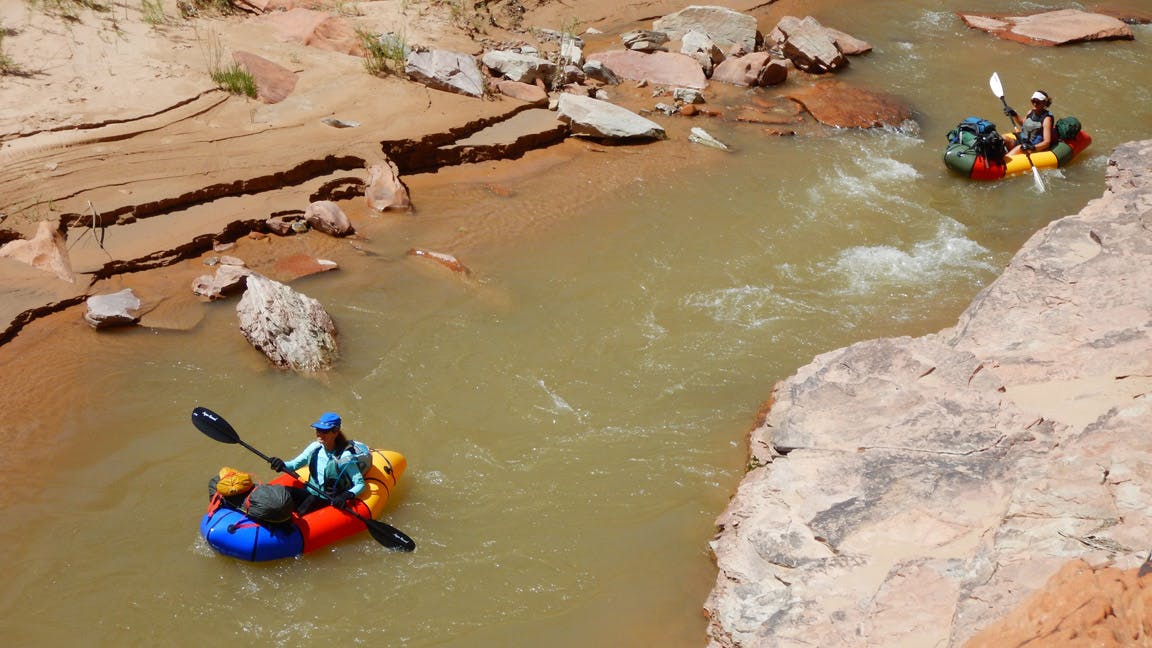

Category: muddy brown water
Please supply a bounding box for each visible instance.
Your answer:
[1,2,1150,645]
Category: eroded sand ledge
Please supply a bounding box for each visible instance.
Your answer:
[704,139,1152,647]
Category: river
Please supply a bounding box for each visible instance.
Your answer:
[1,1,1149,645]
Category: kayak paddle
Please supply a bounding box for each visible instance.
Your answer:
[988,72,1045,192]
[191,406,416,552]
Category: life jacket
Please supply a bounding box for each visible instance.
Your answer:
[1021,109,1052,145]
[308,438,371,493]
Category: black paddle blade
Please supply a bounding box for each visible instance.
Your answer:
[362,517,416,552]
[191,406,241,444]
[336,502,415,551]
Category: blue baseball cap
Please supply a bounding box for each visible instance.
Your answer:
[311,412,342,430]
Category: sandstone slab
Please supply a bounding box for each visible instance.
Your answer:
[705,140,1152,647]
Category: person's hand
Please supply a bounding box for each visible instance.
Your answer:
[1021,140,1035,152]
[1003,107,1017,118]
[329,491,355,508]
[269,457,286,472]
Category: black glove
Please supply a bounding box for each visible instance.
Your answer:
[269,456,286,472]
[1021,140,1035,151]
[1003,107,1017,117]
[329,491,355,508]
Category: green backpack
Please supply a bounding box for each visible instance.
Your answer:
[1055,116,1082,141]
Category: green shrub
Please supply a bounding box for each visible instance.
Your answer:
[0,28,22,76]
[357,27,407,77]
[25,0,110,22]
[210,63,257,98]
[140,0,167,25]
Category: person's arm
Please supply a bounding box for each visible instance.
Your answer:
[1035,115,1054,151]
[284,441,321,472]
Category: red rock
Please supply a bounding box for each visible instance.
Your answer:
[272,253,338,281]
[496,80,548,105]
[262,8,364,56]
[0,221,74,283]
[232,51,297,104]
[787,80,911,128]
[407,249,471,276]
[587,49,708,89]
[963,559,1152,648]
[959,9,1133,46]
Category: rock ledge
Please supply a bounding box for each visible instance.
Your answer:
[705,139,1152,647]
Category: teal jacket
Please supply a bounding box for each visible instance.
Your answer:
[283,440,366,496]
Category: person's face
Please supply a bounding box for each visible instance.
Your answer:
[317,427,339,451]
[1031,98,1046,109]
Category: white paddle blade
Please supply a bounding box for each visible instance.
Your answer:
[1031,166,1046,193]
[989,72,1004,99]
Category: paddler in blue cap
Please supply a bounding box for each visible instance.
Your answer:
[268,412,367,514]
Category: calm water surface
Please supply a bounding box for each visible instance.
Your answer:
[1,1,1149,645]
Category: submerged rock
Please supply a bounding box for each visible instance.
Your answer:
[688,127,729,150]
[787,81,912,129]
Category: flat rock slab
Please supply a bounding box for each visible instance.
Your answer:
[588,49,708,89]
[959,9,1134,46]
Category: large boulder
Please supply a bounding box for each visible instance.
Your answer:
[769,15,871,57]
[555,94,666,141]
[711,52,787,87]
[236,274,338,373]
[481,50,557,87]
[773,16,848,74]
[653,5,760,53]
[405,50,485,98]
